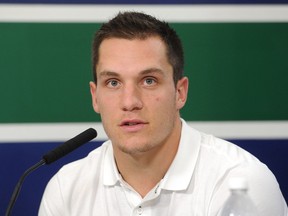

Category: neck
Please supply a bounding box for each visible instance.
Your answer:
[114,118,182,197]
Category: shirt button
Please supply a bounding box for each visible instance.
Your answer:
[137,206,143,215]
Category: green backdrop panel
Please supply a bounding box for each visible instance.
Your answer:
[0,23,287,123]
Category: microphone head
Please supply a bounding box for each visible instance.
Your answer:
[43,128,97,164]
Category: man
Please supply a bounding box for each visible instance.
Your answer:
[39,12,287,215]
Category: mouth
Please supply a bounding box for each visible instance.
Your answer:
[123,122,140,126]
[119,119,147,132]
[120,120,145,126]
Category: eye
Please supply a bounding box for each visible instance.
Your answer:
[143,77,156,86]
[107,79,120,88]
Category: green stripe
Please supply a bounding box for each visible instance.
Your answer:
[0,23,288,123]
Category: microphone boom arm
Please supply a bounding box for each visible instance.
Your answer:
[5,159,45,216]
[5,128,97,216]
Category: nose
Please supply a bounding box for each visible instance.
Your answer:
[121,83,143,112]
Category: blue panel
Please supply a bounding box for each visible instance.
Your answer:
[231,139,288,204]
[0,140,287,215]
[0,141,103,216]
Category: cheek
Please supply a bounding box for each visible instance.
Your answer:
[148,91,176,107]
[97,94,121,118]
[97,101,109,113]
[95,95,108,114]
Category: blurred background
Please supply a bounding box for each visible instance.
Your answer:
[0,1,287,215]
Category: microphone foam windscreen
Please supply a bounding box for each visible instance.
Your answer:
[43,128,97,164]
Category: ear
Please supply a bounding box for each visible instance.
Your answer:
[175,77,189,110]
[89,81,100,113]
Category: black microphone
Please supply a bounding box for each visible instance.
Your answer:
[43,128,97,164]
[5,128,97,216]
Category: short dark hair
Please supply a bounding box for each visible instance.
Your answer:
[92,11,184,86]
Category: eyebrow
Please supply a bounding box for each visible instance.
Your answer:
[98,68,165,79]
[140,68,165,76]
[98,71,120,79]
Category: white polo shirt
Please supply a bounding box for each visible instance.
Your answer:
[39,120,287,216]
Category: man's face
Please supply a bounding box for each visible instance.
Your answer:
[90,36,188,155]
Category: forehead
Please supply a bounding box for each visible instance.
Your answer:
[99,36,167,55]
[96,36,172,76]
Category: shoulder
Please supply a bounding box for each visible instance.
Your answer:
[197,130,260,164]
[181,120,266,178]
[56,141,110,179]
[195,129,278,185]
[181,119,259,164]
[39,141,112,215]
[43,140,112,193]
[191,130,287,214]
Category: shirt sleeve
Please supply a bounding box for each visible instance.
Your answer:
[213,162,287,216]
[38,174,66,216]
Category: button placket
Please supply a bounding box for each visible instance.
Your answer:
[137,205,143,215]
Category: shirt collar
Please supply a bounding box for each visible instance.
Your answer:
[103,141,120,186]
[161,119,201,191]
[103,119,202,191]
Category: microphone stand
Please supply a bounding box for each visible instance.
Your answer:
[5,159,46,216]
[5,128,97,216]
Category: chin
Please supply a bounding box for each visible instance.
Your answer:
[118,142,155,155]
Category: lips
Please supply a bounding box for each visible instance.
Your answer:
[119,119,147,132]
[120,119,145,126]
[124,122,139,126]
